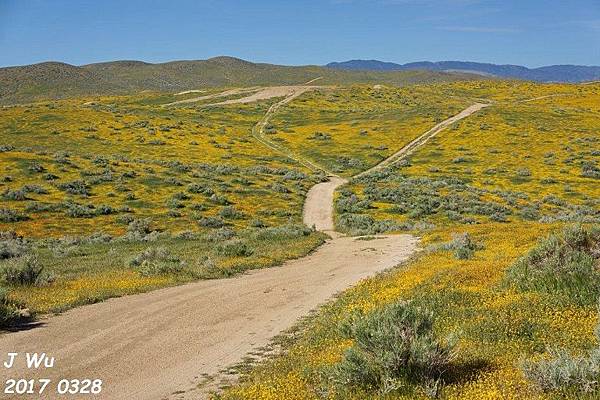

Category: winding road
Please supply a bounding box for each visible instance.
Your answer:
[0,85,489,400]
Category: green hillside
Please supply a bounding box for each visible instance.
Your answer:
[0,56,485,105]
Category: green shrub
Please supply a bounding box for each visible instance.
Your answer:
[0,231,29,260]
[249,219,267,228]
[65,203,96,218]
[129,247,185,276]
[2,189,27,201]
[215,240,254,257]
[198,216,226,228]
[338,213,406,235]
[521,303,600,395]
[519,206,541,221]
[122,218,155,241]
[166,198,184,209]
[333,300,457,395]
[505,225,600,305]
[202,228,235,242]
[0,287,22,328]
[581,162,600,179]
[0,208,29,223]
[270,183,290,193]
[251,224,312,241]
[57,180,90,196]
[188,183,213,195]
[209,194,230,205]
[2,255,54,286]
[21,184,48,194]
[433,232,483,260]
[522,348,600,395]
[218,206,244,219]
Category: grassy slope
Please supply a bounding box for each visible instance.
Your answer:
[268,85,470,176]
[219,82,600,399]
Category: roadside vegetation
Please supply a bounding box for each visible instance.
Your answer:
[219,81,600,399]
[0,93,329,320]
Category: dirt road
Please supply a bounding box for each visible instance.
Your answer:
[0,235,417,400]
[303,176,348,234]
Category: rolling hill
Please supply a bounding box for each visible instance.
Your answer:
[326,60,600,83]
[0,56,482,104]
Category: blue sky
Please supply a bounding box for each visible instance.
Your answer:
[0,0,599,67]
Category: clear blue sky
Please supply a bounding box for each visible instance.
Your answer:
[1,0,599,68]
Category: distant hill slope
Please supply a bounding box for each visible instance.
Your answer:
[0,56,483,104]
[326,60,600,83]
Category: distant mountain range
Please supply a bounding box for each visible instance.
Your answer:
[326,60,600,83]
[3,56,598,105]
[0,56,480,104]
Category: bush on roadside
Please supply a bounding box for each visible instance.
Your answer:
[333,300,457,395]
[0,287,22,328]
[129,247,185,276]
[1,255,54,286]
[215,239,254,257]
[251,224,313,241]
[505,225,600,305]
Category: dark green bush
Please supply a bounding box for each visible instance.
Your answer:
[0,208,28,223]
[333,300,457,394]
[129,247,185,276]
[215,240,254,257]
[2,255,54,286]
[505,225,600,305]
[0,231,28,260]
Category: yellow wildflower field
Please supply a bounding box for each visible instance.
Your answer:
[219,81,600,399]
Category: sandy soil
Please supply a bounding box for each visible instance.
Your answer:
[201,85,320,107]
[163,87,261,107]
[174,89,206,96]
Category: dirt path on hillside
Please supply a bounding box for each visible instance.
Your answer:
[163,87,261,106]
[0,235,417,400]
[303,176,348,234]
[354,102,489,179]
[201,85,321,108]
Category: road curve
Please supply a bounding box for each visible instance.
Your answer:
[0,235,418,400]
